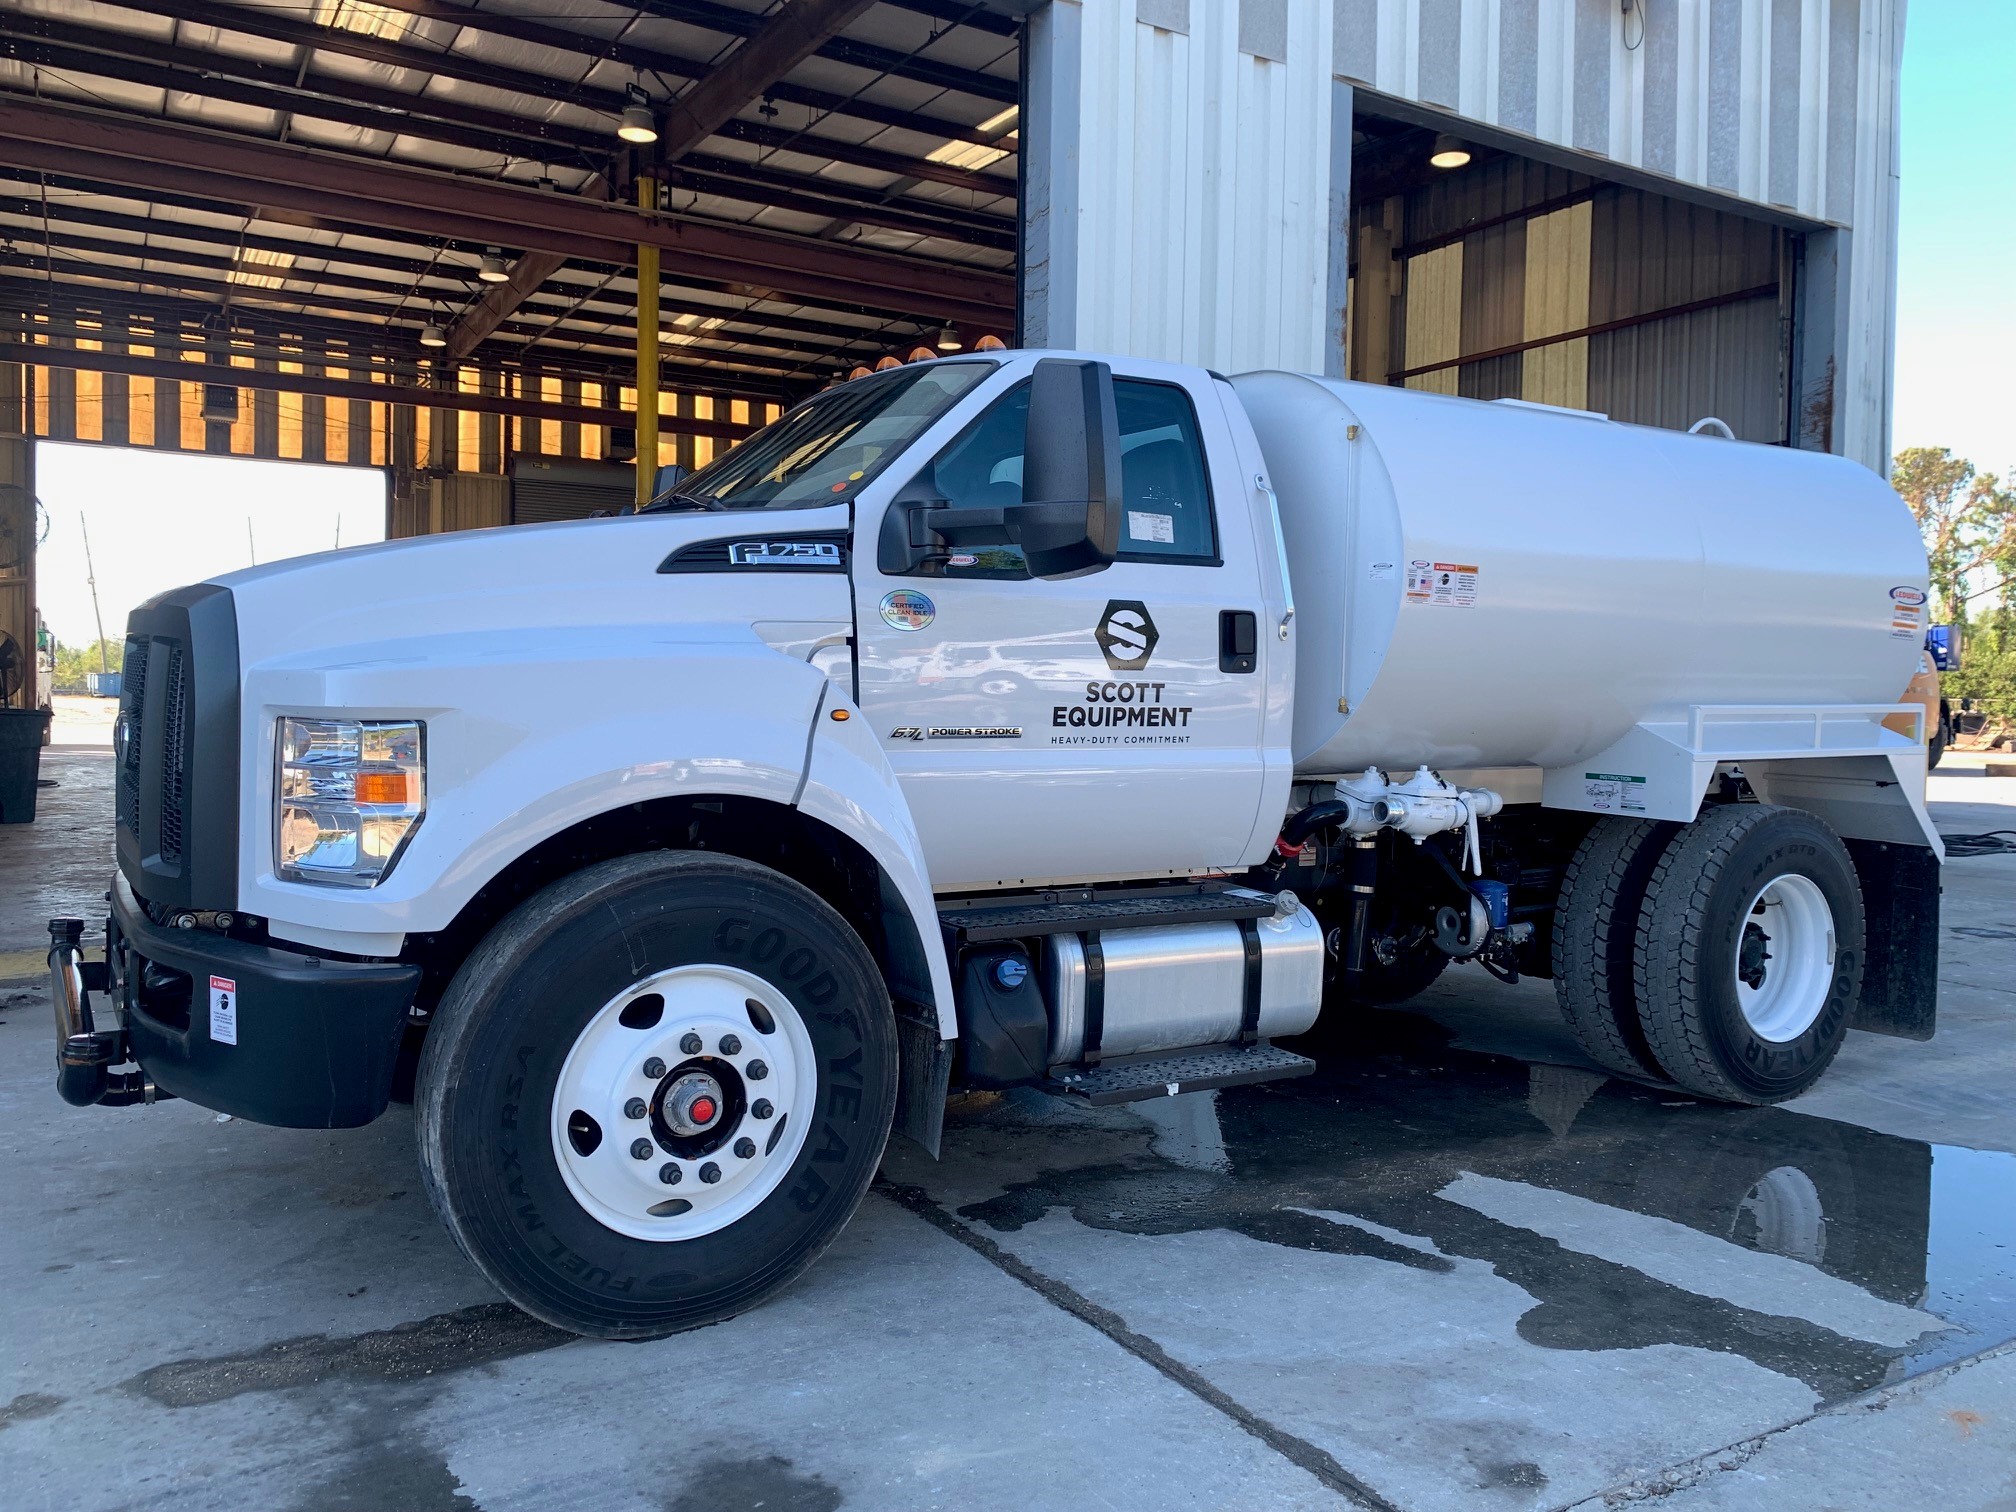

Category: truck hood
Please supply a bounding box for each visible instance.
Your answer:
[209,507,855,669]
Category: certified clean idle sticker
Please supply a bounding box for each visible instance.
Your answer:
[879,588,936,631]
[209,974,238,1046]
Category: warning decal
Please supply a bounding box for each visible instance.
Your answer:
[1889,585,1927,641]
[1405,560,1479,607]
[1584,773,1648,814]
[209,975,238,1046]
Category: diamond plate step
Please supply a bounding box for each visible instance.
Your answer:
[939,886,1275,942]
[1049,1042,1316,1105]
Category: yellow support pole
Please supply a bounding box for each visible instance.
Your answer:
[634,176,660,507]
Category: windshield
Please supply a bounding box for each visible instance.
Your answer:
[670,361,996,511]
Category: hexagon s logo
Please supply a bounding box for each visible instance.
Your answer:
[1095,600,1158,671]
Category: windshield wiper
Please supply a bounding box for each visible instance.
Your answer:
[638,490,727,514]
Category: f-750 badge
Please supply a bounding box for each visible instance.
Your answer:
[729,540,843,567]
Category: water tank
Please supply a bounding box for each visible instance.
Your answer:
[1228,372,1928,776]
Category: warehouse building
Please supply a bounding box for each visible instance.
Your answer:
[0,0,1905,705]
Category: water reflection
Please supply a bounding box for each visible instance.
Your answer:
[944,1008,2016,1401]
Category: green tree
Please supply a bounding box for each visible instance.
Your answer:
[1892,447,2015,618]
[1948,606,2016,724]
[50,638,122,694]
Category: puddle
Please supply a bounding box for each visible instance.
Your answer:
[945,1009,2016,1402]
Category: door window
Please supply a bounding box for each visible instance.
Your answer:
[915,378,1219,576]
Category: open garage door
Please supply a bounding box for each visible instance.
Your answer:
[1348,106,1799,445]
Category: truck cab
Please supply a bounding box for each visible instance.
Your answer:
[50,350,1942,1340]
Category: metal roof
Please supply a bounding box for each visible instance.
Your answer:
[0,0,1024,405]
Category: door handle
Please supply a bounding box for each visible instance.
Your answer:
[1219,610,1259,673]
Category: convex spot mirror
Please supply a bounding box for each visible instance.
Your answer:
[878,358,1123,580]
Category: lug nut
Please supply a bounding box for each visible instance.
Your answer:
[747,1060,768,1081]
[699,1162,722,1184]
[734,1137,756,1159]
[658,1163,682,1185]
[629,1139,653,1160]
[752,1098,773,1120]
[718,1033,742,1055]
[680,1032,702,1055]
[642,1057,667,1079]
[624,1097,647,1119]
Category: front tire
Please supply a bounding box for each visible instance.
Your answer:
[416,852,897,1339]
[1631,805,1863,1105]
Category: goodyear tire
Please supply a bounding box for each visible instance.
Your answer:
[1631,805,1863,1105]
[1552,818,1679,1080]
[416,851,896,1339]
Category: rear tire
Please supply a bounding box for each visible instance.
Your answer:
[1631,805,1863,1105]
[1552,818,1678,1079]
[416,851,896,1339]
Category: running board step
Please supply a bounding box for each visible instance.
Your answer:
[939,884,1277,943]
[1049,1043,1316,1105]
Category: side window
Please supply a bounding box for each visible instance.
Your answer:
[913,377,1218,577]
[1112,380,1216,563]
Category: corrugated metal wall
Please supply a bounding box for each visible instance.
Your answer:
[1023,0,1337,373]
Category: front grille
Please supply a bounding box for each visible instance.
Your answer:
[158,645,188,864]
[115,637,149,840]
[116,584,239,912]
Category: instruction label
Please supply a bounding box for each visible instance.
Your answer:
[1584,773,1648,814]
[1405,560,1479,607]
[1889,585,1927,641]
[208,975,238,1046]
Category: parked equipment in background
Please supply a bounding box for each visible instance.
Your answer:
[49,350,1941,1340]
[0,629,51,822]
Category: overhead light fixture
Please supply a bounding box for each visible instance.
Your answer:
[419,322,447,348]
[974,334,1007,352]
[935,324,960,351]
[874,355,902,371]
[1429,133,1472,169]
[478,248,509,283]
[847,365,872,381]
[618,84,658,145]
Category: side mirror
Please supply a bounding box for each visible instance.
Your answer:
[877,358,1124,578]
[1009,358,1123,579]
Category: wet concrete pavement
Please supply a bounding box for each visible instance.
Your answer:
[2,760,2014,1510]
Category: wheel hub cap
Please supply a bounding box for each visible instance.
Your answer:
[662,1072,724,1137]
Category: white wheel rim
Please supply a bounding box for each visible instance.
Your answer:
[1732,873,1836,1043]
[550,963,817,1242]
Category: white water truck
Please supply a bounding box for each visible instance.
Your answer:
[49,351,1939,1338]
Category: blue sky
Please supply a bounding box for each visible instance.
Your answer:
[1890,5,2015,477]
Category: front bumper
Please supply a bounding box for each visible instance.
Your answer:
[51,876,421,1128]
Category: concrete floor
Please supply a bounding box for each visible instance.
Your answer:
[2,760,2013,1512]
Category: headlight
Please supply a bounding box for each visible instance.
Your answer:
[277,718,425,887]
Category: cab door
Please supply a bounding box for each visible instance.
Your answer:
[852,363,1271,891]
